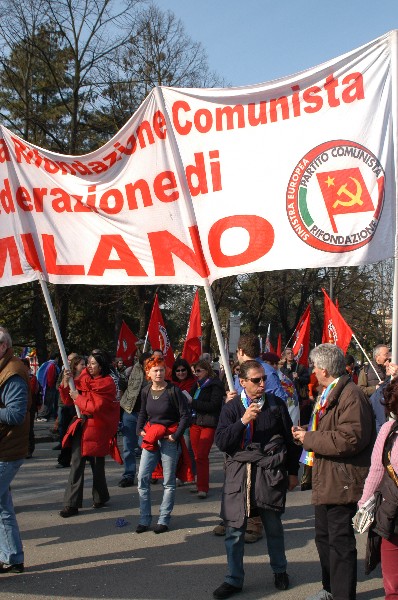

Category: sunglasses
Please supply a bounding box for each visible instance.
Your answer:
[195,368,206,373]
[175,368,187,373]
[244,375,266,384]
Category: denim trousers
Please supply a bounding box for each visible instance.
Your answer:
[137,439,179,526]
[121,411,138,481]
[0,459,24,565]
[224,509,287,588]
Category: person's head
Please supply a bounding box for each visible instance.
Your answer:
[172,358,194,383]
[309,344,346,387]
[345,354,355,374]
[232,361,241,376]
[193,359,215,380]
[139,352,152,367]
[200,352,211,362]
[383,379,398,417]
[236,334,260,363]
[284,348,294,362]
[262,352,280,369]
[0,327,12,359]
[116,359,124,370]
[49,351,60,362]
[145,355,166,384]
[87,349,111,378]
[151,349,164,359]
[70,355,86,378]
[239,359,266,400]
[373,344,390,365]
[68,352,78,363]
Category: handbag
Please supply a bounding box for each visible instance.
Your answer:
[352,494,377,534]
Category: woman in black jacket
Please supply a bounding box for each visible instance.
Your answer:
[189,359,225,498]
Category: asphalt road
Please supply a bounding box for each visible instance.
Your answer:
[1,423,385,600]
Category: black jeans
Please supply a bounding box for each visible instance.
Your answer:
[314,503,357,600]
[63,425,109,508]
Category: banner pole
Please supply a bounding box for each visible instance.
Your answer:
[203,282,234,391]
[390,29,398,363]
[352,333,382,383]
[38,274,81,417]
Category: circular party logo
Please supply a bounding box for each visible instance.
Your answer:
[286,140,385,252]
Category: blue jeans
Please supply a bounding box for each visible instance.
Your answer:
[121,411,138,481]
[137,440,179,526]
[0,459,24,565]
[224,510,287,588]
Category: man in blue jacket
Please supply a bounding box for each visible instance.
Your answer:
[212,359,299,599]
[0,327,30,573]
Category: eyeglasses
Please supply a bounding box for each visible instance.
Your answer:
[175,368,187,373]
[195,368,206,373]
[244,375,266,384]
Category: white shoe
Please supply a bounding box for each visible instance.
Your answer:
[198,491,207,499]
[306,591,333,600]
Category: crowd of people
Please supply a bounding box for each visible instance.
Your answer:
[0,325,397,600]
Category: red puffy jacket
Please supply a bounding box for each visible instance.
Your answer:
[72,369,119,457]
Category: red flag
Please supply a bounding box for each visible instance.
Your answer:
[316,168,374,233]
[322,289,353,354]
[116,321,138,366]
[182,290,202,365]
[276,334,282,357]
[264,324,275,353]
[291,305,311,366]
[147,294,174,369]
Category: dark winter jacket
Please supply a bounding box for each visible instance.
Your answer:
[216,393,299,527]
[303,373,375,505]
[358,360,386,398]
[190,377,224,428]
[220,438,288,527]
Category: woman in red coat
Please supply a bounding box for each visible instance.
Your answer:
[59,350,119,518]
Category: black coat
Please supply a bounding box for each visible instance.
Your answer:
[220,439,288,528]
[190,377,224,428]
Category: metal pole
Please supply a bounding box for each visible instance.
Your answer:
[390,30,398,363]
[203,282,234,391]
[352,333,382,383]
[38,274,81,417]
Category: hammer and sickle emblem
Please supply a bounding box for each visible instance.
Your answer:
[332,177,363,209]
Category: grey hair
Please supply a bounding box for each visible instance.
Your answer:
[0,327,12,348]
[373,344,389,359]
[309,344,346,378]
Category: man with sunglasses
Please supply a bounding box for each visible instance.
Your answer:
[213,360,299,599]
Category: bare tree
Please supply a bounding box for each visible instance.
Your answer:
[101,3,223,128]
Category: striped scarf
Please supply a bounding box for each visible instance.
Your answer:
[300,378,339,467]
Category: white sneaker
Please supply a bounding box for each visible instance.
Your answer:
[306,591,333,600]
[198,491,207,499]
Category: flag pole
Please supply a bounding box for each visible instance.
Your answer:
[390,29,398,363]
[352,333,382,383]
[203,282,234,391]
[38,274,81,417]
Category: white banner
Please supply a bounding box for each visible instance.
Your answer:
[0,31,396,287]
